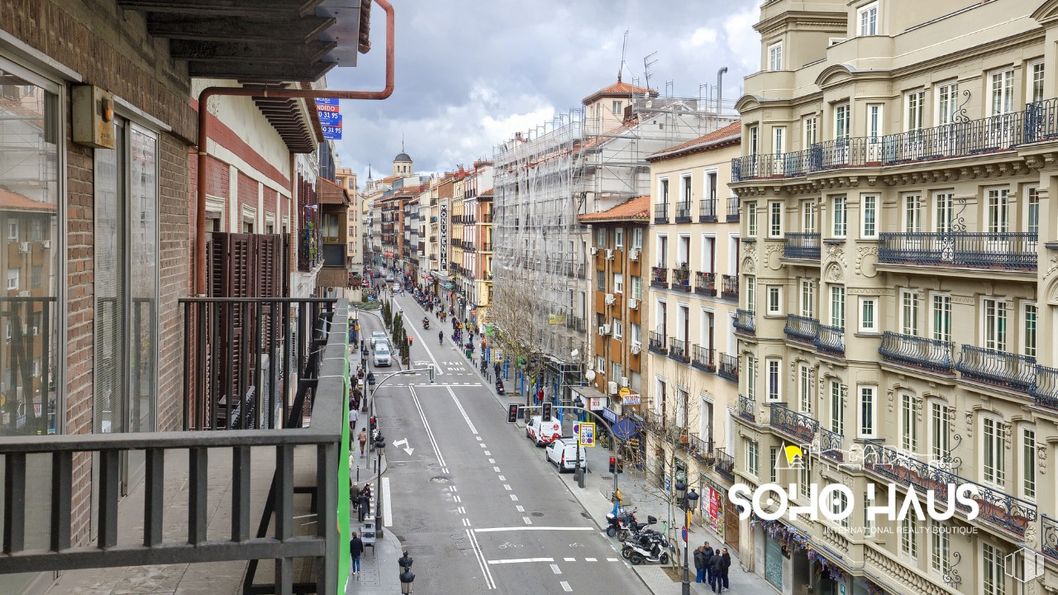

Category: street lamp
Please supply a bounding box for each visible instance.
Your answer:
[677,479,699,595]
[374,434,385,539]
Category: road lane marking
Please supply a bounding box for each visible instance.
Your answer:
[550,564,561,575]
[606,557,619,562]
[446,386,480,435]
[450,486,458,492]
[522,516,532,525]
[409,386,447,473]
[465,528,497,590]
[584,557,596,562]
[453,495,461,503]
[458,507,466,514]
[484,450,491,456]
[382,478,393,527]
[488,458,496,464]
[463,518,471,527]
[486,557,554,565]
[498,475,506,481]
[476,436,483,441]
[560,581,572,592]
[515,505,524,512]
[492,466,501,472]
[473,527,596,533]
[563,557,575,562]
[503,484,512,491]
[400,306,443,376]
[509,495,518,501]
[478,443,487,448]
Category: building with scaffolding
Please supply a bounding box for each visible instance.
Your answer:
[492,80,736,401]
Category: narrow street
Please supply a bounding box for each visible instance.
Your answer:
[351,292,647,594]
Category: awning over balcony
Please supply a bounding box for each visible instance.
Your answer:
[317,177,351,205]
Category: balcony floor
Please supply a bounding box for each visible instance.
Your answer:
[45,444,324,595]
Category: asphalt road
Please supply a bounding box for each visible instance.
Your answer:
[352,291,648,594]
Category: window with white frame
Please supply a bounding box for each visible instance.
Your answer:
[659,178,669,205]
[1022,426,1036,500]
[900,515,919,559]
[982,416,1006,486]
[830,380,844,435]
[830,490,849,528]
[982,543,1005,595]
[767,285,782,315]
[597,356,606,373]
[6,220,17,240]
[901,393,918,452]
[632,227,644,249]
[767,42,783,71]
[798,364,812,413]
[933,191,954,233]
[937,82,959,125]
[798,452,812,498]
[830,284,845,329]
[861,194,877,238]
[834,103,850,140]
[615,227,624,248]
[929,521,950,576]
[1027,186,1040,235]
[768,201,783,237]
[800,278,815,318]
[769,447,778,483]
[613,319,623,340]
[901,289,919,336]
[612,100,622,115]
[1023,302,1037,358]
[614,272,624,294]
[6,269,18,291]
[773,126,785,155]
[990,69,1015,116]
[903,193,923,232]
[746,439,759,476]
[867,103,883,143]
[630,275,642,299]
[905,90,925,132]
[831,195,846,237]
[746,275,756,313]
[863,490,873,536]
[746,200,758,237]
[746,355,757,400]
[1029,61,1046,104]
[929,402,951,463]
[803,116,818,147]
[800,200,815,232]
[859,296,877,333]
[766,357,782,401]
[748,126,759,156]
[857,1,878,36]
[631,322,641,345]
[931,293,951,343]
[983,297,1008,351]
[858,385,877,437]
[986,187,1010,234]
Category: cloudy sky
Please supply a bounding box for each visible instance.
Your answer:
[327,0,760,183]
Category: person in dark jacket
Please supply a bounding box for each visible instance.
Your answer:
[707,550,724,593]
[357,491,370,522]
[693,545,706,583]
[350,532,364,576]
[719,547,732,591]
[702,544,715,585]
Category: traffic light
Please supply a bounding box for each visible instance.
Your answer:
[507,404,519,423]
[541,402,552,422]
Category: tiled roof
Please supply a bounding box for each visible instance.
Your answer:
[0,188,56,212]
[578,195,650,223]
[647,121,741,162]
[582,80,659,105]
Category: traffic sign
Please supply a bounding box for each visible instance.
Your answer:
[578,422,596,448]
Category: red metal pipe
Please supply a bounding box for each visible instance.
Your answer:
[194,0,395,295]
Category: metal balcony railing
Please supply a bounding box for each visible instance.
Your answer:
[649,331,668,355]
[675,201,692,223]
[651,266,669,288]
[878,232,1037,271]
[862,442,1038,538]
[668,337,689,363]
[714,448,734,481]
[881,112,1023,165]
[654,203,669,224]
[1031,365,1058,411]
[878,331,955,374]
[671,267,691,291]
[1043,514,1058,560]
[726,197,740,222]
[784,314,818,343]
[687,434,713,463]
[737,394,756,423]
[815,324,845,355]
[956,345,1036,394]
[481,242,493,252]
[769,403,819,444]
[721,275,738,300]
[691,344,715,373]
[699,199,717,222]
[718,353,738,382]
[731,150,812,181]
[0,296,56,435]
[694,271,716,296]
[783,232,820,260]
[733,309,755,334]
[818,427,844,462]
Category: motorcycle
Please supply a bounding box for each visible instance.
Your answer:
[604,507,636,538]
[423,317,430,330]
[615,513,655,542]
[496,378,505,395]
[621,530,671,565]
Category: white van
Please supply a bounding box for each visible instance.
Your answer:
[546,438,587,472]
[373,343,392,367]
[526,416,561,447]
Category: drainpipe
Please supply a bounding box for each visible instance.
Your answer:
[194,0,396,296]
[716,66,728,119]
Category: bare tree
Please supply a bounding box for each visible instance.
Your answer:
[490,278,550,403]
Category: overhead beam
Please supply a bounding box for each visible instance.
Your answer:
[117,0,323,18]
[147,14,334,44]
[187,59,335,81]
[168,39,336,64]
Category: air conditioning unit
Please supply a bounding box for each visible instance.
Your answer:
[599,324,611,336]
[18,242,29,254]
[630,342,642,355]
[605,249,614,260]
[607,381,618,395]
[628,298,638,310]
[629,249,640,261]
[31,326,38,336]
[590,247,598,255]
[620,376,629,387]
[41,240,51,250]
[605,293,616,305]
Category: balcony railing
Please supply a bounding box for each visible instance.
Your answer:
[733,309,755,334]
[699,199,717,223]
[694,271,716,296]
[718,353,738,383]
[654,202,669,224]
[783,232,820,260]
[784,314,818,343]
[769,403,819,444]
[882,112,1023,165]
[878,331,955,374]
[714,448,734,482]
[691,344,715,373]
[814,324,845,355]
[481,242,493,252]
[687,433,713,463]
[862,442,1038,538]
[649,331,667,355]
[879,232,1037,271]
[651,266,669,288]
[818,427,844,462]
[721,274,738,300]
[675,201,692,223]
[956,345,1036,394]
[669,337,689,362]
[1031,365,1058,411]
[1043,514,1058,561]
[726,196,740,222]
[671,267,691,291]
[731,150,812,181]
[737,394,756,423]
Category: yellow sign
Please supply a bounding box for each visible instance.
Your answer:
[578,422,596,447]
[618,387,630,398]
[547,313,567,325]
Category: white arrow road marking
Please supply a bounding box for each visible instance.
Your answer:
[392,438,414,456]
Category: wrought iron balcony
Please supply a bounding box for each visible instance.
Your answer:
[726,197,740,222]
[878,232,1037,271]
[694,271,716,296]
[878,331,955,374]
[1031,365,1058,411]
[784,314,818,343]
[881,111,1023,165]
[714,448,735,482]
[769,403,819,444]
[1043,514,1058,561]
[651,266,669,288]
[956,345,1035,394]
[654,202,669,224]
[648,331,668,355]
[691,344,715,373]
[699,199,717,223]
[1025,98,1058,144]
[737,394,756,423]
[818,427,843,462]
[721,274,738,300]
[783,232,820,260]
[718,353,738,383]
[671,267,691,291]
[733,309,755,335]
[675,201,692,223]
[814,324,845,355]
[862,442,1038,538]
[668,337,690,362]
[730,150,812,181]
[687,433,713,463]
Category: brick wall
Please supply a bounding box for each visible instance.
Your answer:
[237,171,257,231]
[158,133,189,432]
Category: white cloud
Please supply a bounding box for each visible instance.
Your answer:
[686,27,718,48]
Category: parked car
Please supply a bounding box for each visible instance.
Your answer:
[373,343,392,367]
[546,438,587,472]
[370,331,389,349]
[526,416,561,447]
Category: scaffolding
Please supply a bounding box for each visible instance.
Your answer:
[493,94,736,366]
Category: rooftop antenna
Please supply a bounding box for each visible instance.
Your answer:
[643,51,658,92]
[617,29,629,82]
[664,80,674,97]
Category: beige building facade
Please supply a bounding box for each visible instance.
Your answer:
[731,1,1058,593]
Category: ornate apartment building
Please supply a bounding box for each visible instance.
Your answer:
[730,1,1058,593]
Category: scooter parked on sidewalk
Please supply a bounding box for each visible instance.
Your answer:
[604,507,636,538]
[621,528,670,565]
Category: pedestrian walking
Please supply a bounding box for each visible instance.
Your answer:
[350,532,364,576]
[358,428,368,456]
[693,545,706,584]
[720,547,732,591]
[708,549,724,593]
[350,407,359,430]
[357,491,371,522]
